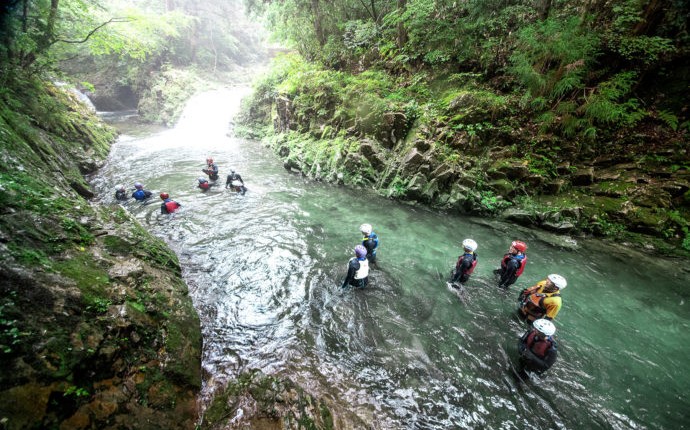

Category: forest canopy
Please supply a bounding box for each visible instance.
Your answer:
[245,0,690,137]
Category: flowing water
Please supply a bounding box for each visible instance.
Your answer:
[92,89,690,429]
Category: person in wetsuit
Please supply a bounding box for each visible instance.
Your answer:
[114,184,128,201]
[517,318,558,378]
[131,182,152,201]
[518,274,567,322]
[225,169,246,195]
[203,157,219,181]
[360,223,379,265]
[341,245,369,289]
[159,192,181,214]
[198,177,211,191]
[450,238,478,285]
[494,240,527,289]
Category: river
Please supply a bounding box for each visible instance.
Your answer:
[92,89,690,429]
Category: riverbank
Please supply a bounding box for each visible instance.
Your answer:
[235,54,690,259]
[0,74,201,428]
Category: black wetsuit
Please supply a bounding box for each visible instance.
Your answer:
[341,257,368,289]
[518,329,557,375]
[115,190,128,201]
[496,254,523,289]
[225,173,246,195]
[362,233,378,264]
[204,163,219,180]
[451,252,477,284]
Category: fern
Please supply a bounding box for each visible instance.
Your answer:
[658,110,679,131]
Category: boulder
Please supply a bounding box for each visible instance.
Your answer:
[359,139,385,169]
[488,179,515,197]
[503,209,536,226]
[542,220,576,233]
[571,167,594,186]
[543,179,564,195]
[429,163,456,186]
[379,111,408,149]
[496,162,529,180]
[402,148,426,175]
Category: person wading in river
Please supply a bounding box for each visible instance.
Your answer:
[114,184,128,201]
[225,169,247,195]
[494,240,527,289]
[341,245,369,289]
[517,318,558,378]
[203,157,219,181]
[159,192,181,214]
[131,182,152,201]
[450,239,478,287]
[360,223,379,266]
[518,274,567,322]
[198,177,212,191]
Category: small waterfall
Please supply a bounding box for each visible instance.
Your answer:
[54,81,97,112]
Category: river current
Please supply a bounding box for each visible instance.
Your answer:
[92,89,690,429]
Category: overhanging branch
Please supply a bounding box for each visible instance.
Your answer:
[53,17,131,45]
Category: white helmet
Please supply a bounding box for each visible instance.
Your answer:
[533,319,556,336]
[115,184,125,191]
[547,274,567,289]
[462,239,477,252]
[360,223,372,235]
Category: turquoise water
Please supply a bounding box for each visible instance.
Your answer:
[94,90,690,429]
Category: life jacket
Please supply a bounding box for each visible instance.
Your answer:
[520,287,560,320]
[199,181,210,190]
[501,253,527,277]
[525,330,554,358]
[464,253,477,275]
[164,200,180,213]
[457,253,477,275]
[353,257,369,279]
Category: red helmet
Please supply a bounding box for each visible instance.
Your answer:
[159,192,169,200]
[511,240,527,253]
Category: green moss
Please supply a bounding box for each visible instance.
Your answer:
[51,253,111,304]
[103,235,135,255]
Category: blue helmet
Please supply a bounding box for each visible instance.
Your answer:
[355,245,367,258]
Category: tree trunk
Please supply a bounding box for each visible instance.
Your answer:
[538,0,552,20]
[311,0,325,46]
[632,0,666,36]
[46,0,59,44]
[397,0,408,48]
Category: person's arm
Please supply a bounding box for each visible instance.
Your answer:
[237,174,244,184]
[544,298,561,320]
[160,203,167,214]
[341,259,358,288]
[522,347,550,372]
[542,347,557,370]
[498,259,518,288]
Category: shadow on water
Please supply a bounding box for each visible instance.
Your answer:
[92,89,690,430]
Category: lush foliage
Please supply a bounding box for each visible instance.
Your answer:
[245,0,689,138]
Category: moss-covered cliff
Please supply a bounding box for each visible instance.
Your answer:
[0,74,201,429]
[237,54,690,258]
